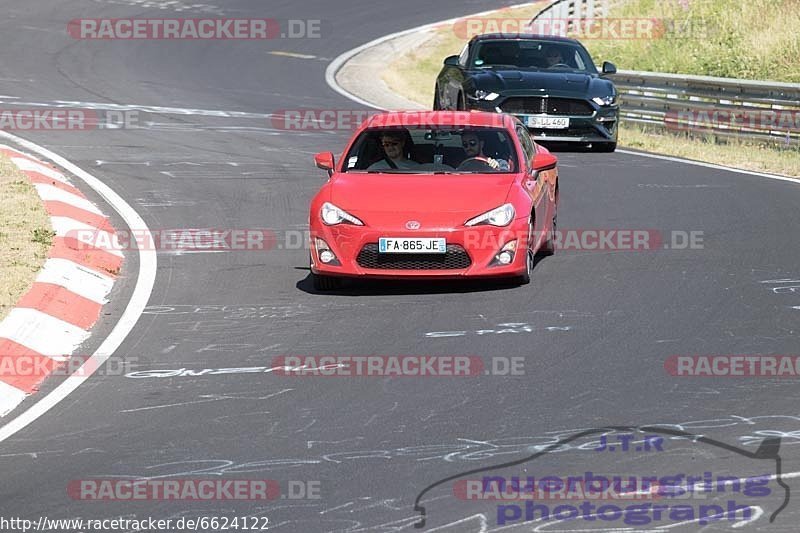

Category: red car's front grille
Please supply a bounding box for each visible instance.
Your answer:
[356,244,471,270]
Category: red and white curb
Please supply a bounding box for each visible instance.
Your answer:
[0,145,123,416]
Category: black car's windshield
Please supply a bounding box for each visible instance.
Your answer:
[342,127,518,173]
[472,39,597,73]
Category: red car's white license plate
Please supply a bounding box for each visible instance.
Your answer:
[378,238,446,254]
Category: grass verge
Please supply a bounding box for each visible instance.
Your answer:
[585,0,800,83]
[0,154,53,321]
[619,123,800,176]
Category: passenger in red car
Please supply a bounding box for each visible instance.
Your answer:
[367,131,421,170]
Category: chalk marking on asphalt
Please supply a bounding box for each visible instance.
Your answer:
[0,131,156,442]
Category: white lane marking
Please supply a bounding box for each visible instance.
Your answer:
[36,258,114,304]
[0,98,274,120]
[325,2,537,108]
[33,184,103,215]
[0,131,156,438]
[0,308,90,356]
[618,149,800,184]
[0,383,28,418]
[269,51,318,59]
[10,157,71,185]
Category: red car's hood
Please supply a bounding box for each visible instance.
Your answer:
[330,173,516,227]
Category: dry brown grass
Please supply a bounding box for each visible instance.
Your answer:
[0,154,52,321]
[620,123,800,177]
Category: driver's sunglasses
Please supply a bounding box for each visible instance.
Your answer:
[462,140,479,148]
[381,141,401,147]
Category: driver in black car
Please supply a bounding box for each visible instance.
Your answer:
[544,46,565,67]
[460,132,509,171]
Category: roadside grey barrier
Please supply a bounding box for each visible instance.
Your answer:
[532,0,800,144]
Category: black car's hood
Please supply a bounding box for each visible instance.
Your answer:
[469,69,614,97]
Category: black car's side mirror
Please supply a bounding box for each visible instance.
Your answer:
[443,55,459,67]
[602,61,617,75]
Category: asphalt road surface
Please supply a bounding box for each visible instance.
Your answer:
[1,1,799,531]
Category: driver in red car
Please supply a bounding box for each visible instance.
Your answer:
[460,131,509,171]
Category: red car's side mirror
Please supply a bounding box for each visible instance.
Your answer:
[314,152,335,177]
[532,152,557,171]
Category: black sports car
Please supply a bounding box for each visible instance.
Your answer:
[434,34,619,152]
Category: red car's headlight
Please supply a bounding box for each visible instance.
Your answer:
[465,203,515,227]
[321,202,364,226]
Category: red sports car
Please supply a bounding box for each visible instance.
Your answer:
[308,111,558,290]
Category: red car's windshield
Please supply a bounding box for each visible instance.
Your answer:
[342,127,518,173]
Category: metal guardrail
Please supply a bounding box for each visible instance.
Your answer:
[532,0,800,144]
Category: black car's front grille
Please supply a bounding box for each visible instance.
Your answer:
[356,244,471,270]
[501,97,594,116]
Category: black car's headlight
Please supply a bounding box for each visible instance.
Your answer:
[592,95,617,106]
[471,90,501,102]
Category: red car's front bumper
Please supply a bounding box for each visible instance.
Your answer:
[310,219,533,280]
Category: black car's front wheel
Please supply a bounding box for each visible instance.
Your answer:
[433,86,441,110]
